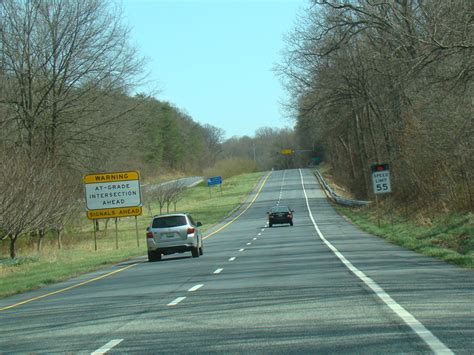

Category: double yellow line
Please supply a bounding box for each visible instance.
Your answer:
[0,172,271,312]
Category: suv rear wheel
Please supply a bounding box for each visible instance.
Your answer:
[148,250,161,262]
[191,247,199,258]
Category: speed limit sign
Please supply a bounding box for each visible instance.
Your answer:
[371,163,391,194]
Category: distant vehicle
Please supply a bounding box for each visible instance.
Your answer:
[146,213,203,262]
[267,205,294,227]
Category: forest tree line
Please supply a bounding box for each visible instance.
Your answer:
[278,0,473,211]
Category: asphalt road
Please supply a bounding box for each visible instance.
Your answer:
[0,169,472,354]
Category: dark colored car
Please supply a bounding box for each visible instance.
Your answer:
[267,205,294,227]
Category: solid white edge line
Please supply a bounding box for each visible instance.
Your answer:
[91,339,123,355]
[167,297,186,306]
[213,268,223,274]
[299,169,453,354]
[188,284,204,292]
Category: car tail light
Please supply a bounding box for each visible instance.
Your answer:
[187,228,195,235]
[146,231,154,239]
[288,213,292,218]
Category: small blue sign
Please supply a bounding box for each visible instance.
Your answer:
[207,176,222,186]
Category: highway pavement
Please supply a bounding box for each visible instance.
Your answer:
[0,169,472,354]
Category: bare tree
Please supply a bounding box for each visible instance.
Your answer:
[0,0,145,165]
[0,149,79,258]
[143,180,188,216]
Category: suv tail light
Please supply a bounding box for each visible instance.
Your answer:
[146,231,154,238]
[187,228,195,235]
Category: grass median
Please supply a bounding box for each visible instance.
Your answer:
[0,172,265,299]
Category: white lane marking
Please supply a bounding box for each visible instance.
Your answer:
[188,284,203,292]
[258,233,262,236]
[246,242,251,245]
[298,169,453,354]
[229,257,236,261]
[213,268,223,274]
[253,237,257,240]
[239,248,245,252]
[91,339,123,355]
[167,297,186,306]
[261,228,265,232]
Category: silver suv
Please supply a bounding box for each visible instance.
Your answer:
[146,213,203,262]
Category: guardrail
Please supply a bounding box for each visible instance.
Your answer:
[314,170,370,207]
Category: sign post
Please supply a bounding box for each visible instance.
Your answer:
[371,164,391,227]
[135,216,140,247]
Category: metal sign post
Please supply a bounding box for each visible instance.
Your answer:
[135,216,140,247]
[93,221,98,251]
[115,218,119,249]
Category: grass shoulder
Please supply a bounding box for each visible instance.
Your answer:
[323,188,473,269]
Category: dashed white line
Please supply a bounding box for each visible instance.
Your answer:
[258,233,262,236]
[246,242,251,245]
[299,169,453,354]
[253,237,257,240]
[229,257,236,261]
[239,248,245,252]
[188,284,203,292]
[261,228,265,231]
[91,339,123,355]
[213,268,223,274]
[167,297,186,306]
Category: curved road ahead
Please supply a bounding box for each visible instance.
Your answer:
[1,169,472,353]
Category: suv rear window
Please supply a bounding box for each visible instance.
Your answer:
[152,216,187,228]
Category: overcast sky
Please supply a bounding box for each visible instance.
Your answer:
[121,0,307,138]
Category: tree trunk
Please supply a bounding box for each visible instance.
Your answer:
[57,228,62,249]
[37,228,45,252]
[9,235,17,259]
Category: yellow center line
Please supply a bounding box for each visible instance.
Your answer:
[0,264,137,312]
[1,172,272,312]
[203,172,271,240]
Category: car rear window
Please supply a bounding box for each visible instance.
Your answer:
[271,206,289,213]
[152,216,187,228]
